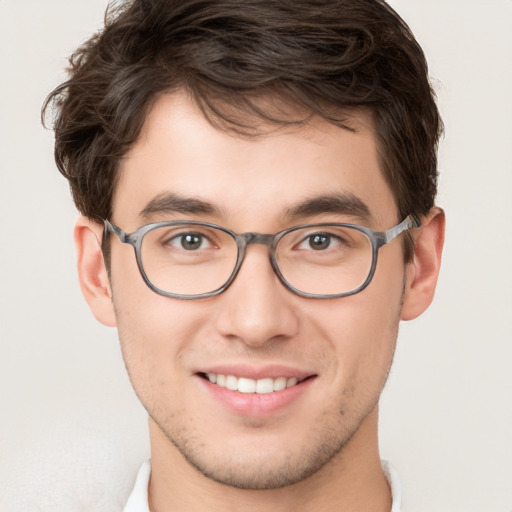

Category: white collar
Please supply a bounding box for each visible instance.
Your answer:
[123,460,151,512]
[123,459,402,512]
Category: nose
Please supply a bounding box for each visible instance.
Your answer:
[215,245,299,347]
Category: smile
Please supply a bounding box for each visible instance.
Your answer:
[201,373,305,394]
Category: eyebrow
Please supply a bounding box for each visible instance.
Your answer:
[284,193,371,222]
[139,192,222,221]
[139,191,370,224]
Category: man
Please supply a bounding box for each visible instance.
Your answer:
[44,0,444,510]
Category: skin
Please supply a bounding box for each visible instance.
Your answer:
[75,92,444,511]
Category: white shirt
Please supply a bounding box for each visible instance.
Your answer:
[123,460,402,512]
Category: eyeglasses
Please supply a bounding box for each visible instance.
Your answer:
[103,214,420,300]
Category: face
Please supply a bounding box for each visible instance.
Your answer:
[105,93,409,489]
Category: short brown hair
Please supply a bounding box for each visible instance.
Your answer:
[43,0,442,259]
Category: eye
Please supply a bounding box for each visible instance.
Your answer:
[168,232,211,251]
[299,232,341,251]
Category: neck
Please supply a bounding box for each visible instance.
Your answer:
[147,406,392,512]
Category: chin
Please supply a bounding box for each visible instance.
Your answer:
[158,415,357,490]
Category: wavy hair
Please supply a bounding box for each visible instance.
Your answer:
[43,0,442,259]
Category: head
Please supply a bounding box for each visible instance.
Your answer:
[44,0,444,494]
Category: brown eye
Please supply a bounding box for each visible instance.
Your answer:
[308,233,332,250]
[297,232,342,251]
[168,232,209,250]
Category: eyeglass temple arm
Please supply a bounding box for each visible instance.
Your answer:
[103,219,130,245]
[383,214,421,243]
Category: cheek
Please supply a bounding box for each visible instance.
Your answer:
[113,295,211,423]
[108,248,202,397]
[109,241,195,339]
[353,250,404,382]
[113,291,199,366]
[306,249,404,390]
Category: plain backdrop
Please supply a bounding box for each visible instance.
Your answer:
[1,1,511,511]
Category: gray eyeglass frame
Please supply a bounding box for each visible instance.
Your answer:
[103,214,420,300]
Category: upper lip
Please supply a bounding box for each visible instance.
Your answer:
[195,364,315,381]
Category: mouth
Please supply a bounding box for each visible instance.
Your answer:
[198,372,312,394]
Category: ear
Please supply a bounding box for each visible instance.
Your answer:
[400,207,445,321]
[74,216,117,327]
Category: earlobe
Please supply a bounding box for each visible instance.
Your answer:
[74,217,117,327]
[400,207,445,321]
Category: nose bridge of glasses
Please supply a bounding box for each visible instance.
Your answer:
[233,232,276,273]
[238,232,275,249]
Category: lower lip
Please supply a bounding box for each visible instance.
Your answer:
[198,376,315,417]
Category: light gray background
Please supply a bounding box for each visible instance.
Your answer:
[1,1,511,510]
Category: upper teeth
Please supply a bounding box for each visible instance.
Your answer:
[206,373,299,394]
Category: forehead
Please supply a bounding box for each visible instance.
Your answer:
[113,92,397,229]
